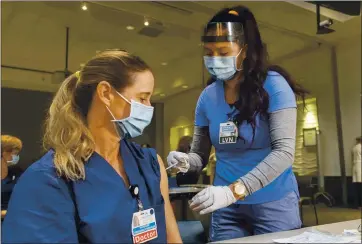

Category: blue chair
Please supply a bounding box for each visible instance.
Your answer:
[168,177,178,188]
[177,221,207,243]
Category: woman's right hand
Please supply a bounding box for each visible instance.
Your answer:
[167,151,190,173]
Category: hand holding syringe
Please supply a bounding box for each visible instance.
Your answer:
[166,157,188,171]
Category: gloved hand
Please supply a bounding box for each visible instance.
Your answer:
[189,186,237,215]
[166,151,190,173]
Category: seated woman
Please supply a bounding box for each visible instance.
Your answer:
[2,50,182,243]
[1,135,22,218]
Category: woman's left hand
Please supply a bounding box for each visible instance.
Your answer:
[189,186,237,215]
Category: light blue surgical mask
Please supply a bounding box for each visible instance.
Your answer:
[107,90,154,139]
[7,154,20,165]
[203,49,243,81]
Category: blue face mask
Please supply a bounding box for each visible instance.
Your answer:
[107,90,154,139]
[7,154,20,165]
[203,49,243,81]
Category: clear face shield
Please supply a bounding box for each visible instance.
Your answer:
[201,22,245,83]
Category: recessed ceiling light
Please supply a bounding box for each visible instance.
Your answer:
[160,93,166,97]
[144,20,149,26]
[126,26,135,30]
[161,62,167,66]
[81,2,88,11]
[182,85,188,89]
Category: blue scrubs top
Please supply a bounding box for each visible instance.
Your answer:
[195,71,298,204]
[2,140,167,243]
[1,176,16,210]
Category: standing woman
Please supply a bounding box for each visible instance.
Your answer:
[167,6,308,242]
[3,50,181,243]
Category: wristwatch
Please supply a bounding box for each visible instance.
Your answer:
[231,180,247,200]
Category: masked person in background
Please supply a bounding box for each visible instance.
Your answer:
[167,6,308,242]
[1,135,22,219]
[3,50,182,243]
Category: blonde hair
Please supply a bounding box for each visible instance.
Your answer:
[1,135,22,153]
[43,49,151,181]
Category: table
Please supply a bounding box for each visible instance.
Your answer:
[169,185,206,221]
[213,219,361,243]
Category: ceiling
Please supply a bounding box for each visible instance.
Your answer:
[1,1,360,100]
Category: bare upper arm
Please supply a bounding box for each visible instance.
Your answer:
[155,155,182,243]
[157,154,170,199]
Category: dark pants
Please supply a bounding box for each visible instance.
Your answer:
[209,191,302,242]
[353,183,362,208]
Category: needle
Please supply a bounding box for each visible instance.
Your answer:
[166,162,178,171]
[166,158,186,171]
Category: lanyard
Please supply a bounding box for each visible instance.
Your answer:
[129,184,144,211]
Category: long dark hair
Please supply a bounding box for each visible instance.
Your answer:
[177,136,193,153]
[205,6,308,141]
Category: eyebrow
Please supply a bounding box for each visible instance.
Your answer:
[204,46,230,51]
[139,92,152,96]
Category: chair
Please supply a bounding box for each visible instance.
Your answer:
[177,221,207,243]
[168,177,178,188]
[297,176,319,226]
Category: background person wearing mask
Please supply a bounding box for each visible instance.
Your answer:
[352,136,361,209]
[3,50,181,243]
[167,6,308,242]
[1,135,22,218]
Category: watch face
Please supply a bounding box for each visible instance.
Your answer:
[235,183,245,195]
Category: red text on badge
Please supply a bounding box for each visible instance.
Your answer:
[133,229,158,243]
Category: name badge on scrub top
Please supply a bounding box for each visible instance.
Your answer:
[132,208,158,243]
[219,122,238,144]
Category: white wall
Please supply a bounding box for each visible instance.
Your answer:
[276,45,341,176]
[162,88,202,159]
[336,38,361,176]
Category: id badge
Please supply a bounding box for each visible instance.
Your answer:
[132,208,158,243]
[219,122,238,144]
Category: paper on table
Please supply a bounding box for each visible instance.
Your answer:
[344,229,361,235]
[273,229,361,243]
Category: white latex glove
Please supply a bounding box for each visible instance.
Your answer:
[166,151,190,173]
[189,186,237,215]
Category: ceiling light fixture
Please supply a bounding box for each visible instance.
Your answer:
[144,17,149,26]
[182,85,188,89]
[81,2,88,11]
[161,62,167,66]
[126,25,135,30]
